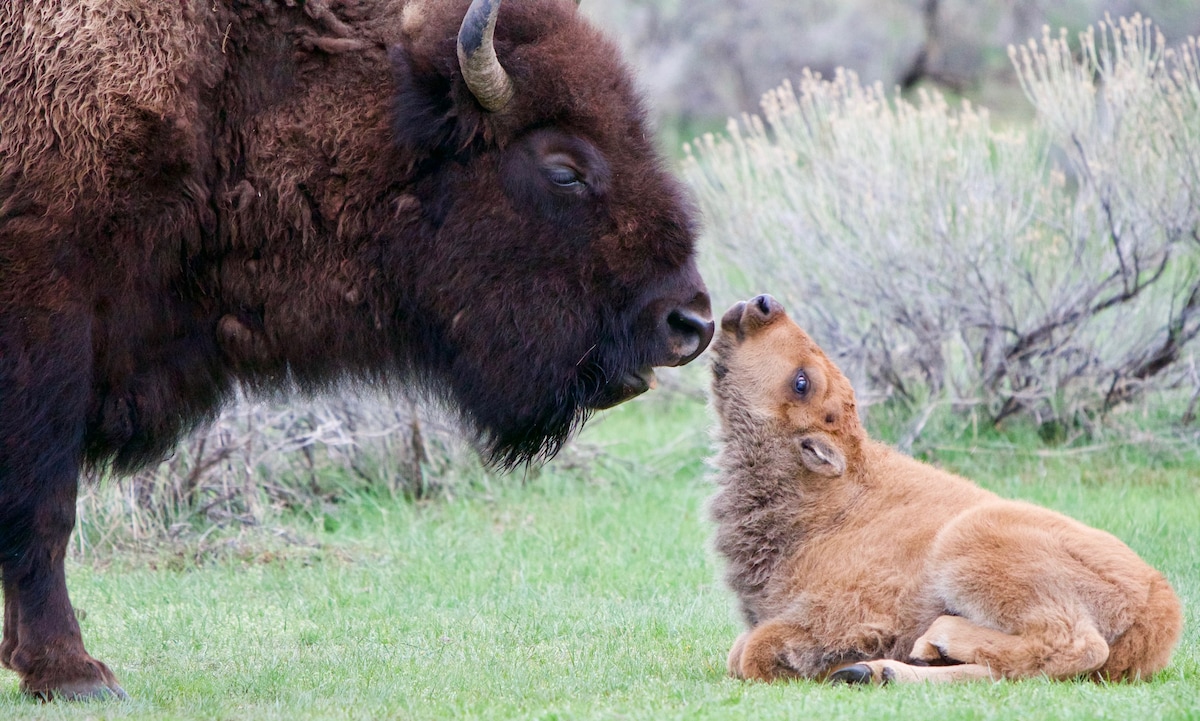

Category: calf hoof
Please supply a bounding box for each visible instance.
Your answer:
[829,663,874,684]
[829,662,898,685]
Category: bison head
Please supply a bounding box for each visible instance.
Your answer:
[386,0,712,467]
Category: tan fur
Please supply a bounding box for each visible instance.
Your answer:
[708,296,1184,684]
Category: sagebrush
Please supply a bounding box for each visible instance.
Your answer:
[74,393,483,558]
[686,14,1200,442]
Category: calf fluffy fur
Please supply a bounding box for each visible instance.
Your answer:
[708,295,1183,684]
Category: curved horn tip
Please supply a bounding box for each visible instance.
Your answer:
[457,0,515,113]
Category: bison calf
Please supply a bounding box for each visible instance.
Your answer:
[708,295,1183,684]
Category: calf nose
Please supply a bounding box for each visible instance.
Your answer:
[665,294,715,366]
[721,294,784,336]
[750,294,781,320]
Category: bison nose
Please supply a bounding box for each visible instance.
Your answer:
[665,295,715,366]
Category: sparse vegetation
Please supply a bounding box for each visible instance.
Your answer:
[74,394,487,560]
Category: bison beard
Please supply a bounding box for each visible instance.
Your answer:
[0,0,712,700]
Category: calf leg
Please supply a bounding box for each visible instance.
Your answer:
[731,618,889,681]
[830,660,998,684]
[732,620,811,681]
[827,610,1105,685]
[911,613,1109,680]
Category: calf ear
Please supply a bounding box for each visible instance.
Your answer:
[798,435,846,477]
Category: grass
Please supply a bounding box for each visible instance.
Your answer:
[1,393,1198,720]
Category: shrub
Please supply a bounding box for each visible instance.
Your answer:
[685,14,1200,444]
[74,393,485,559]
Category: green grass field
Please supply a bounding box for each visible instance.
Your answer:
[1,394,1197,720]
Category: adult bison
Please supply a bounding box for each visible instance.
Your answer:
[0,0,713,700]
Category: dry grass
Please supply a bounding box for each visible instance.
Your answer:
[73,392,485,561]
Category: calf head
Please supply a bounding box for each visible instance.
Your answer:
[711,295,863,477]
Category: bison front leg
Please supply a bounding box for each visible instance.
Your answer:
[2,517,126,701]
[0,311,126,701]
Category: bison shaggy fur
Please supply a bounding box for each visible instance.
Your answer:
[0,0,713,699]
[708,295,1182,684]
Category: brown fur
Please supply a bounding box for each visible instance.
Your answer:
[1,0,713,699]
[708,295,1183,684]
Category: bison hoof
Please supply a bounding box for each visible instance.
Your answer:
[828,663,874,685]
[26,681,130,703]
[27,681,129,700]
[15,650,128,703]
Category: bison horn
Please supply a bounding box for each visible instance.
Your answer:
[457,0,515,113]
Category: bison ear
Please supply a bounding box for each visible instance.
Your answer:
[389,44,479,157]
[798,434,846,477]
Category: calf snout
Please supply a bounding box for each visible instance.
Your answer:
[720,294,785,337]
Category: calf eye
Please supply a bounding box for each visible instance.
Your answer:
[794,370,810,396]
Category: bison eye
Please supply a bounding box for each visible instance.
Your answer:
[794,370,810,396]
[545,164,583,189]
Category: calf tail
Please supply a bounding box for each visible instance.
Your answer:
[1096,573,1184,681]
